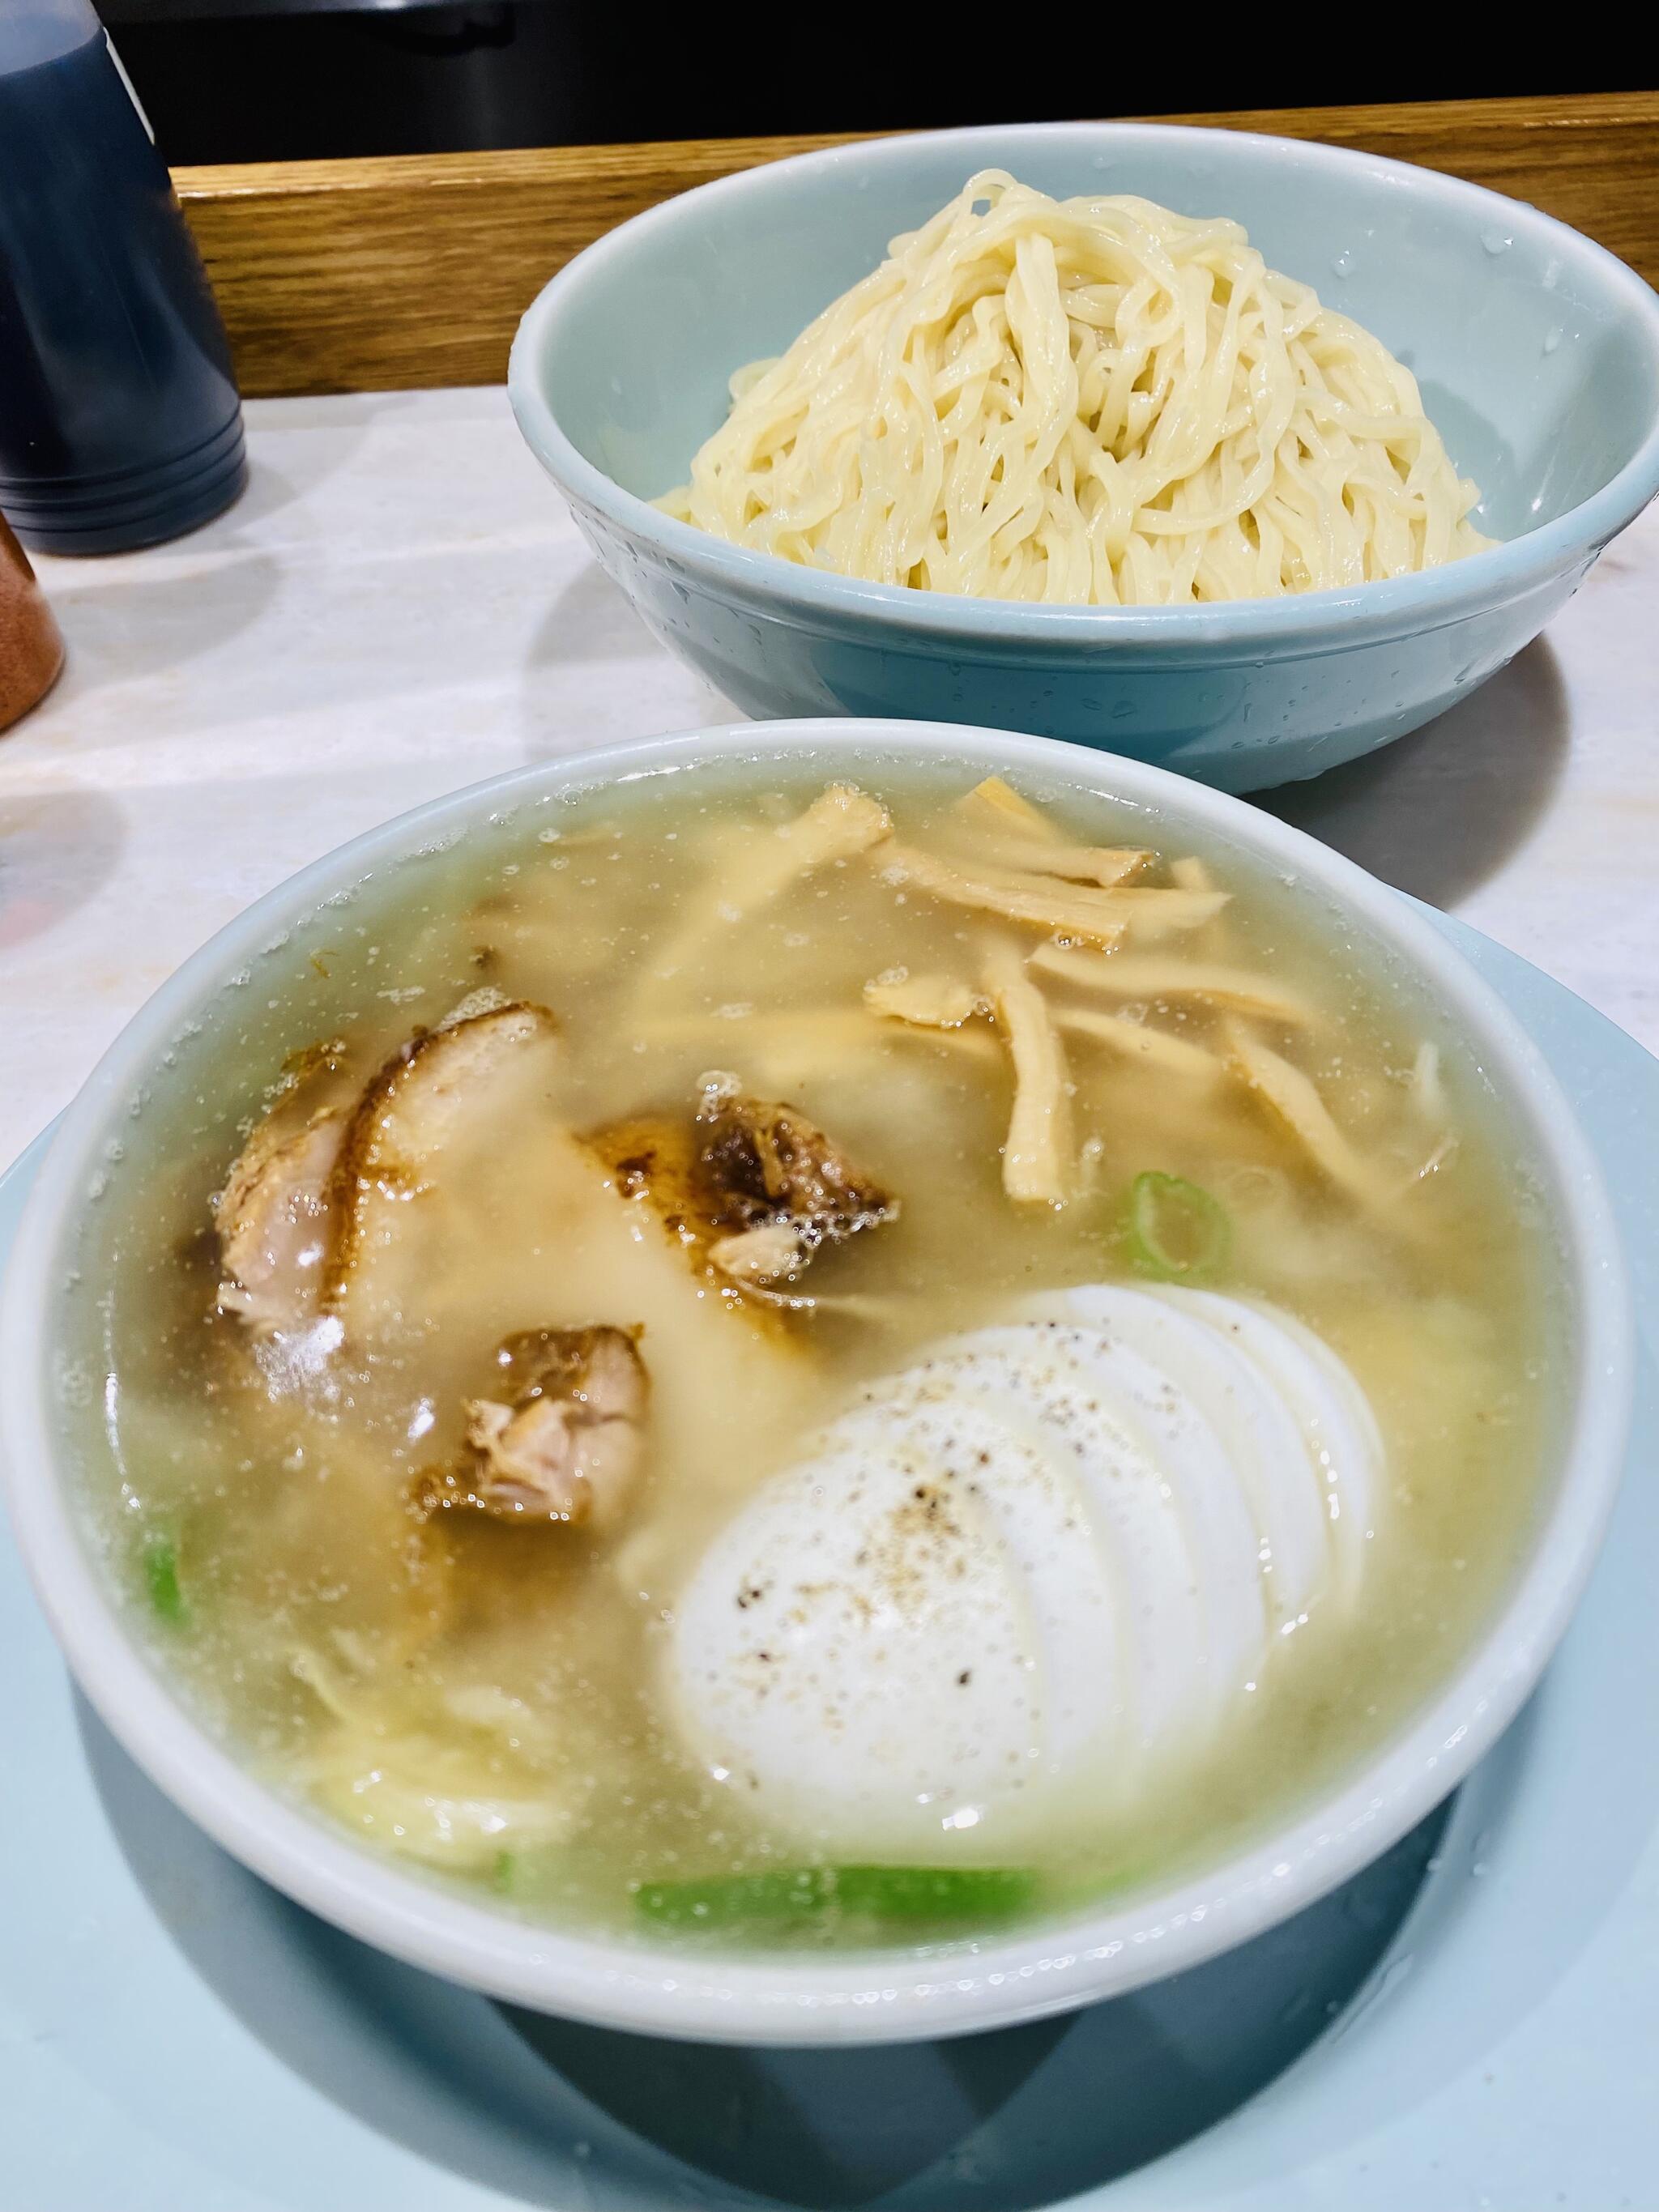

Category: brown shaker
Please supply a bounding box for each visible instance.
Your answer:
[0,514,64,732]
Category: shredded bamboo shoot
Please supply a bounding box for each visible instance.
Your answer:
[1055,1004,1224,1080]
[983,941,1072,1203]
[864,972,988,1029]
[1030,943,1314,1025]
[1226,1023,1381,1207]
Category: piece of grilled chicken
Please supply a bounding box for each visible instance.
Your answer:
[214,1106,349,1333]
[591,1078,898,1290]
[411,1324,648,1528]
[213,1000,556,1335]
[213,1012,885,1541]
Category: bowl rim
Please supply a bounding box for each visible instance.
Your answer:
[0,717,1636,2045]
[509,119,1659,653]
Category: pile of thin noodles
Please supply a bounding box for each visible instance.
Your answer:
[658,172,1492,606]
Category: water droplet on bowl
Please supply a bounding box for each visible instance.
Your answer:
[1543,326,1563,354]
[1482,229,1512,256]
[1331,249,1354,277]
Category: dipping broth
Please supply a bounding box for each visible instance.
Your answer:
[62,760,1563,1950]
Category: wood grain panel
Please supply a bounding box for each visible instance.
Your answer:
[173,94,1659,400]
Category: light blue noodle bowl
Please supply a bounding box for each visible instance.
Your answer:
[510,124,1659,791]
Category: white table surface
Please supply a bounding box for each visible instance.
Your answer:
[2,381,1657,1166]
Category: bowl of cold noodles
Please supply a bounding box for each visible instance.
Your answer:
[510,123,1659,791]
[0,718,1632,2043]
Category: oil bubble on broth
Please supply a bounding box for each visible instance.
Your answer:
[66,760,1564,1951]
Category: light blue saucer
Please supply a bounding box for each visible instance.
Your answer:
[3,908,1655,2211]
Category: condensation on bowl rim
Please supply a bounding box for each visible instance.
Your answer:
[0,719,1636,2045]
[508,122,1659,654]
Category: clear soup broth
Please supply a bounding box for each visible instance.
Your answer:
[62,757,1564,1952]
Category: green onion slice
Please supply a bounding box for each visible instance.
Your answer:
[634,1864,1035,1931]
[834,1865,1034,1920]
[1123,1170,1231,1282]
[141,1531,186,1625]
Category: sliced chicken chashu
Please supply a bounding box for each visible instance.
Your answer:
[215,1106,349,1332]
[589,1111,720,1257]
[220,999,812,1541]
[587,1086,898,1290]
[587,1110,805,1293]
[328,1079,812,1520]
[413,1324,648,1528]
[698,1086,895,1239]
[324,1000,560,1315]
[215,1000,559,1339]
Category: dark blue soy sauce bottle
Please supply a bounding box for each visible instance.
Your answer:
[0,1,246,554]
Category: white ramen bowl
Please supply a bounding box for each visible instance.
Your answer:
[0,720,1634,2046]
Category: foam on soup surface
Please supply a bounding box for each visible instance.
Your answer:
[64,761,1563,1950]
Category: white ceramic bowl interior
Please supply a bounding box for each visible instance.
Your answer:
[0,721,1634,2044]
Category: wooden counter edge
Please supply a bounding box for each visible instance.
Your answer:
[173,92,1659,401]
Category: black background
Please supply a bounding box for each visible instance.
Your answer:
[98,1,1644,167]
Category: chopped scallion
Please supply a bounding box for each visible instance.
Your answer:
[141,1531,186,1626]
[634,1864,1035,1931]
[1123,1170,1230,1282]
[834,1865,1035,1919]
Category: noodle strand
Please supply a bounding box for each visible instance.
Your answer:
[659,173,1491,606]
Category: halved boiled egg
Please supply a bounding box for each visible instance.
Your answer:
[665,1285,1382,1855]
